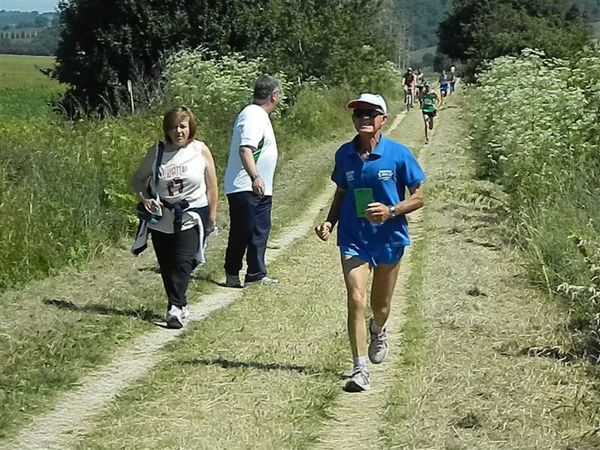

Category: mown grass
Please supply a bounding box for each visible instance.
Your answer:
[382,231,427,446]
[0,62,405,441]
[71,228,350,450]
[0,51,404,441]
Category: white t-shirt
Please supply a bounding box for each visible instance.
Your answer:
[148,139,208,234]
[224,104,278,196]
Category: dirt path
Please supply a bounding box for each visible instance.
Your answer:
[313,105,426,450]
[2,111,408,450]
[383,95,600,449]
[315,94,600,449]
[2,186,337,450]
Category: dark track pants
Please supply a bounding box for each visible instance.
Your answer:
[224,192,272,282]
[151,226,199,309]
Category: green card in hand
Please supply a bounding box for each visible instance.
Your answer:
[354,187,373,218]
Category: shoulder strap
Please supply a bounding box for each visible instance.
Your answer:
[154,141,164,186]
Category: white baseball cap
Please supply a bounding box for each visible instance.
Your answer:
[346,93,388,115]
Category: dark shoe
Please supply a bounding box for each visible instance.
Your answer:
[165,306,184,329]
[225,273,242,288]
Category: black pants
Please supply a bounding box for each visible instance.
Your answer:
[224,192,272,282]
[151,222,206,310]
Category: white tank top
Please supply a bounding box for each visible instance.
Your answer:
[148,139,208,234]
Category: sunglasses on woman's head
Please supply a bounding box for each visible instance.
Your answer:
[353,109,383,119]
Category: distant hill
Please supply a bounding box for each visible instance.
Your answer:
[409,45,436,68]
[0,10,56,29]
[577,0,600,20]
[394,0,451,50]
[0,11,57,55]
[402,0,600,53]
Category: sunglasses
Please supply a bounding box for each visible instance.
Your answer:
[352,109,383,119]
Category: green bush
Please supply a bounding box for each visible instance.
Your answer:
[466,47,600,323]
[0,49,400,291]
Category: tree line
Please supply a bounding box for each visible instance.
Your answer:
[49,0,401,116]
[42,0,599,116]
[0,11,58,56]
[438,0,592,80]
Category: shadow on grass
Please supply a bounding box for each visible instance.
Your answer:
[137,265,161,273]
[138,265,226,287]
[183,357,338,377]
[42,298,163,323]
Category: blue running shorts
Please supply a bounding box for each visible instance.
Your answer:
[340,244,405,267]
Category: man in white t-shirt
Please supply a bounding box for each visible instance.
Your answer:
[223,74,281,287]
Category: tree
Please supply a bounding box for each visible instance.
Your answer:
[438,0,591,80]
[34,15,49,27]
[51,0,399,117]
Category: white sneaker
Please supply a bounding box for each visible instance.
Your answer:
[245,276,279,286]
[368,317,389,364]
[225,273,242,288]
[166,305,184,329]
[344,367,370,392]
[181,306,190,320]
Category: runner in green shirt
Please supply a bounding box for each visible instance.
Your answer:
[421,82,440,144]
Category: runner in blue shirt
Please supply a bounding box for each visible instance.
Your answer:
[315,93,425,392]
[439,70,449,104]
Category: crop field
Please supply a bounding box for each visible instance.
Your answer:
[0,54,63,118]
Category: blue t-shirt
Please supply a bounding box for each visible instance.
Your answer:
[331,135,425,252]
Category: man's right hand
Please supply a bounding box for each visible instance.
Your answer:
[315,221,333,241]
[252,177,265,197]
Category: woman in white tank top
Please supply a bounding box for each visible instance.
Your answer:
[131,106,218,329]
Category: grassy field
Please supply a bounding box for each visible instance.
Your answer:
[5,52,600,449]
[0,54,402,293]
[0,54,63,118]
[0,54,405,441]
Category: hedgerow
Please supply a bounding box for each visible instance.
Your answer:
[0,50,402,291]
[467,47,600,327]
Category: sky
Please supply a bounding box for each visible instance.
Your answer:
[0,0,58,12]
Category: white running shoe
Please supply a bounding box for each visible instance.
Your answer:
[166,305,184,329]
[344,367,370,392]
[368,317,389,364]
[245,276,279,286]
[181,306,190,320]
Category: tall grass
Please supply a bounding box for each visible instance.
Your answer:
[0,50,402,292]
[466,47,600,326]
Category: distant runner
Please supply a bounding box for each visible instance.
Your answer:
[402,67,416,109]
[439,70,449,104]
[448,65,457,95]
[421,82,440,144]
[415,68,425,107]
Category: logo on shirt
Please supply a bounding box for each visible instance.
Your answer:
[378,169,394,181]
[345,170,355,182]
[161,164,188,179]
